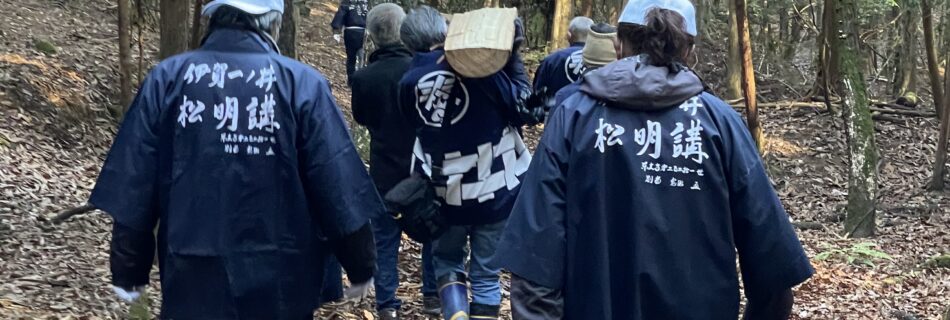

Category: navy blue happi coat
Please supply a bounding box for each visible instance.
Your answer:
[532,43,586,95]
[492,57,813,319]
[331,0,368,29]
[90,29,383,319]
[398,49,533,226]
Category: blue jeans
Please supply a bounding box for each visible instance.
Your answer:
[372,215,437,311]
[432,220,507,306]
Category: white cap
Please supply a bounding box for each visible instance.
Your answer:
[618,0,698,36]
[203,0,285,16]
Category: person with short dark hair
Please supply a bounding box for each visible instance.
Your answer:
[349,3,440,320]
[532,16,593,109]
[491,0,813,319]
[96,1,380,318]
[332,0,369,82]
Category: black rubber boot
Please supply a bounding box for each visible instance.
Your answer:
[438,273,470,320]
[470,303,500,319]
[422,295,441,316]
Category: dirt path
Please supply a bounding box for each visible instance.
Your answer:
[0,1,947,319]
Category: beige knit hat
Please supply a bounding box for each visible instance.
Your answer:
[583,27,617,68]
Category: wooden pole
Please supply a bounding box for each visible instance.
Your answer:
[51,203,96,224]
[734,0,763,151]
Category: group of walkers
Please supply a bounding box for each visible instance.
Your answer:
[92,0,814,319]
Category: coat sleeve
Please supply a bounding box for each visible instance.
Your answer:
[710,94,814,296]
[90,68,165,289]
[532,57,553,92]
[350,76,378,130]
[110,221,155,288]
[297,74,385,239]
[89,68,164,233]
[489,104,571,289]
[481,52,534,126]
[511,273,564,320]
[397,76,421,129]
[330,1,349,31]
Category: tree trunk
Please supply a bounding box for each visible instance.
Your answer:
[778,5,788,56]
[726,0,742,100]
[932,65,950,190]
[190,0,204,49]
[892,1,920,97]
[160,0,190,59]
[922,0,943,117]
[836,0,879,238]
[783,5,803,61]
[695,0,706,43]
[278,0,298,58]
[118,0,133,116]
[734,0,762,151]
[550,0,572,49]
[812,0,838,99]
[609,0,627,26]
[579,0,594,17]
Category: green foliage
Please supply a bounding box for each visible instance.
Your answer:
[128,295,152,320]
[922,254,950,269]
[815,242,893,267]
[33,38,57,54]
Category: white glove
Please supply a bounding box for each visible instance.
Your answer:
[333,34,342,43]
[112,285,145,303]
[343,277,373,301]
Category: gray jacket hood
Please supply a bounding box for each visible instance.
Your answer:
[579,55,704,111]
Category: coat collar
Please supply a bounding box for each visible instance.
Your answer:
[201,28,277,54]
[369,44,412,63]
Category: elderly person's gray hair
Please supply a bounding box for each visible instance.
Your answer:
[400,6,447,52]
[568,16,594,43]
[367,3,406,46]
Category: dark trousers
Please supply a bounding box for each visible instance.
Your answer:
[321,255,344,304]
[372,214,438,311]
[343,28,365,81]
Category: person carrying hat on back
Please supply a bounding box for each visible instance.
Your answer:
[94,0,381,318]
[490,0,814,319]
[396,6,544,320]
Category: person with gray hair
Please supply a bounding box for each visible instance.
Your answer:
[365,3,404,46]
[396,5,541,320]
[399,5,447,52]
[532,16,594,109]
[350,3,441,320]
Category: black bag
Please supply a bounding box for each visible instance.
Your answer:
[383,174,449,243]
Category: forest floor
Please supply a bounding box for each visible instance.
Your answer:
[0,0,948,319]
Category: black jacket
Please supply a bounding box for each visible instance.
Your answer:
[351,44,415,193]
[331,0,368,30]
